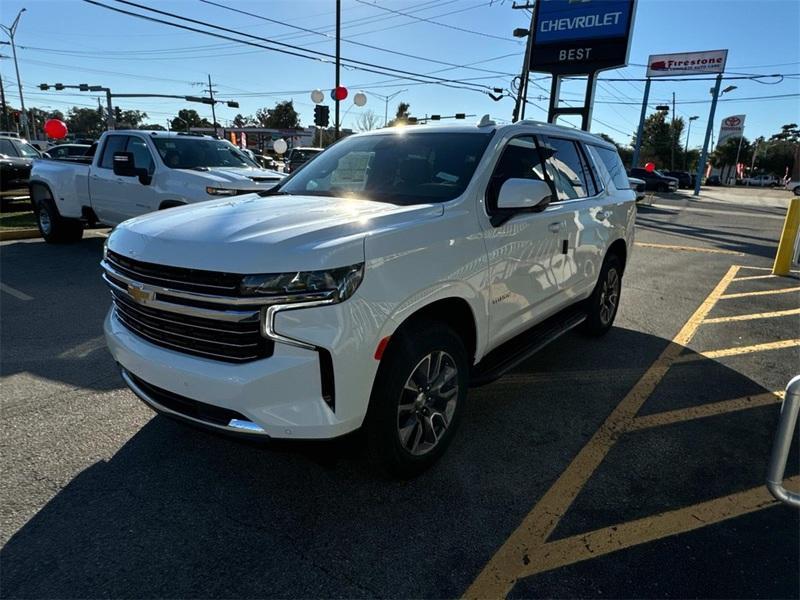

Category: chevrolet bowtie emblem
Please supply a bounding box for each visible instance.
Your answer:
[127,283,154,304]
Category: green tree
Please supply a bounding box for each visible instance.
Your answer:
[65,106,106,138]
[170,108,212,131]
[232,113,256,128]
[115,109,148,129]
[386,102,411,127]
[255,100,300,129]
[139,123,166,131]
[631,111,684,170]
[711,136,752,169]
[770,123,799,143]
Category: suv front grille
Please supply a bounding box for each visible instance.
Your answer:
[103,253,273,363]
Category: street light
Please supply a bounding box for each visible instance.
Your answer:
[1,8,30,140]
[369,89,408,127]
[722,85,737,95]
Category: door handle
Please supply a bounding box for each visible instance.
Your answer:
[548,222,562,233]
[597,210,611,221]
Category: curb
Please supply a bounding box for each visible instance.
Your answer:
[0,228,41,241]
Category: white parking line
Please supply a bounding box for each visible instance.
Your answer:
[58,335,106,359]
[0,283,33,301]
[648,203,785,220]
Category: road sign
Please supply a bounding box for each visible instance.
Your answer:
[646,49,728,77]
[529,0,637,75]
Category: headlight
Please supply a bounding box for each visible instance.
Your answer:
[240,263,364,303]
[206,186,243,196]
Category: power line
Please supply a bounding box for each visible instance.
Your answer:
[352,0,520,43]
[84,0,502,96]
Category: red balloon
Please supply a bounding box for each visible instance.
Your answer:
[644,162,656,173]
[333,86,348,101]
[44,119,68,139]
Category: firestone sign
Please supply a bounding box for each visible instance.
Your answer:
[646,49,728,77]
[530,0,637,75]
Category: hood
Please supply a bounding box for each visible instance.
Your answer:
[180,166,285,189]
[108,194,443,273]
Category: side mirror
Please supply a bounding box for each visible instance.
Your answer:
[497,178,553,211]
[113,152,137,177]
[113,151,151,185]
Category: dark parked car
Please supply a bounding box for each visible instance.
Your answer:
[283,146,323,174]
[0,136,41,191]
[705,175,722,186]
[664,170,692,189]
[48,144,91,160]
[628,167,679,192]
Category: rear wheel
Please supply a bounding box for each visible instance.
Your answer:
[582,253,623,336]
[365,321,468,477]
[35,198,83,243]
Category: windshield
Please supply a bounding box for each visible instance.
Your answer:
[16,142,41,158]
[277,131,493,205]
[152,137,259,169]
[290,149,322,162]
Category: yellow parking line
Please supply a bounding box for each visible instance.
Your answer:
[675,339,800,363]
[737,265,800,273]
[731,274,777,282]
[463,265,740,600]
[628,391,784,431]
[720,287,800,299]
[513,477,797,580]
[635,242,743,255]
[703,308,800,323]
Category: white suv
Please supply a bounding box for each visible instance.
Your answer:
[103,118,636,475]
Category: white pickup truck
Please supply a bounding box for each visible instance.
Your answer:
[29,130,285,242]
[103,118,636,476]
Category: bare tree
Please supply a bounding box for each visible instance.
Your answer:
[356,109,381,132]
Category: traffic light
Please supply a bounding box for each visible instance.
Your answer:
[54,83,64,91]
[39,83,49,90]
[79,84,89,92]
[314,104,330,127]
[655,105,669,112]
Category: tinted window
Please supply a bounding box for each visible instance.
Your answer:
[290,149,322,163]
[152,137,257,169]
[99,135,129,169]
[0,139,17,156]
[486,135,547,212]
[541,137,593,200]
[278,132,492,205]
[15,141,40,158]
[50,147,68,158]
[595,146,630,190]
[67,146,90,157]
[126,137,155,174]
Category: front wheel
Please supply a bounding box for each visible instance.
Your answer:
[365,321,468,478]
[582,254,623,336]
[793,186,800,197]
[36,198,83,243]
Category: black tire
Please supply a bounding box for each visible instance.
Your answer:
[35,198,83,243]
[793,186,800,197]
[365,320,468,478]
[582,253,623,336]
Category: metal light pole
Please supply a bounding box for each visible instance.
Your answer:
[694,83,736,196]
[334,0,341,139]
[684,115,698,169]
[1,8,30,140]
[370,90,408,127]
[631,77,651,168]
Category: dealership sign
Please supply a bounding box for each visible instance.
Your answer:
[646,49,728,77]
[718,114,746,145]
[530,0,637,75]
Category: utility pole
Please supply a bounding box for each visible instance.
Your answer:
[0,73,8,130]
[1,9,30,140]
[334,0,341,139]
[511,2,536,123]
[670,91,676,170]
[207,74,218,138]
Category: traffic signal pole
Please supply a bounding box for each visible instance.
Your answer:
[694,73,722,196]
[334,0,341,139]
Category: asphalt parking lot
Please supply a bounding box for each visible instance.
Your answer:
[1,187,798,599]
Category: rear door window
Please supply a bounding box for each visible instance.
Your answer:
[0,139,18,157]
[99,135,129,169]
[540,137,595,200]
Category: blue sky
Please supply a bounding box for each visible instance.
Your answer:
[1,0,798,151]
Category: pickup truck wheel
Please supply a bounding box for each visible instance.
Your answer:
[365,321,468,478]
[582,254,622,336]
[36,198,83,243]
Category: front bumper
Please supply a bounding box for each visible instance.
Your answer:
[105,308,364,439]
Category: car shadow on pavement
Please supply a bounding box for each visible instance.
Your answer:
[2,327,795,599]
[0,237,123,393]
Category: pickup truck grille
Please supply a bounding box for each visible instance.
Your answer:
[103,255,273,363]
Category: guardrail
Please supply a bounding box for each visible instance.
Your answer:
[767,375,800,508]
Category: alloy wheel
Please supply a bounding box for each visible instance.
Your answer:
[38,207,52,236]
[397,350,459,456]
[599,267,620,325]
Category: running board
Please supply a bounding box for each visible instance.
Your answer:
[470,304,587,386]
